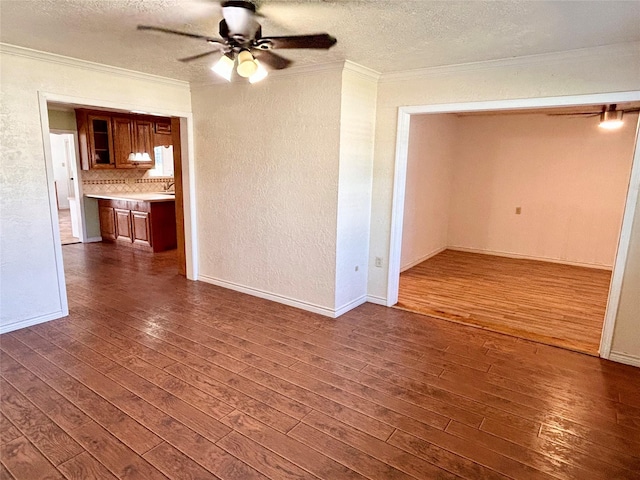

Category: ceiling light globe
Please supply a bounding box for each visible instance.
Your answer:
[237,50,258,78]
[249,60,268,83]
[599,110,624,130]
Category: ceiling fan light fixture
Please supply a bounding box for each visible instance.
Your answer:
[237,50,258,78]
[249,60,268,83]
[211,54,234,81]
[599,109,624,130]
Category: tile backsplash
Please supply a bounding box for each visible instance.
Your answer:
[81,168,174,194]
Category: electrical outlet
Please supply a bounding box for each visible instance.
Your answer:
[375,257,383,268]
[355,265,359,272]
[515,207,522,215]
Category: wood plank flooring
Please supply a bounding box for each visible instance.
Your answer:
[58,209,80,246]
[1,243,639,479]
[396,250,611,355]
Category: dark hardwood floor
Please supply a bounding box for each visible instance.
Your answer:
[397,250,611,355]
[1,243,639,479]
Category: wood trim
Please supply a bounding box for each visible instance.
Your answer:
[171,117,186,276]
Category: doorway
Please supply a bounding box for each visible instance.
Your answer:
[387,92,640,359]
[38,92,197,325]
[50,131,82,245]
[394,107,638,355]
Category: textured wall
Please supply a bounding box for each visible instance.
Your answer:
[400,114,457,270]
[0,48,191,331]
[192,68,343,311]
[334,66,378,310]
[448,113,636,267]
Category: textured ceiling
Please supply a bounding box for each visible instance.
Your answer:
[1,0,639,83]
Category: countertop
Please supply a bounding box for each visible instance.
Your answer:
[85,192,175,202]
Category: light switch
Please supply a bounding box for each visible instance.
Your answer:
[515,207,522,215]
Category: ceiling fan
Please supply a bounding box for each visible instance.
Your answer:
[138,0,337,83]
[548,104,640,130]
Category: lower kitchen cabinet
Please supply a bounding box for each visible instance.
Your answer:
[97,199,176,252]
[114,208,133,242]
[98,205,117,241]
[131,210,151,247]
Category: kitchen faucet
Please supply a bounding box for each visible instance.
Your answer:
[163,181,175,192]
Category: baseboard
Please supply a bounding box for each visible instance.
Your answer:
[0,309,67,334]
[366,294,388,306]
[334,295,367,317]
[86,236,102,243]
[608,351,640,368]
[448,246,613,270]
[198,274,337,318]
[401,246,447,272]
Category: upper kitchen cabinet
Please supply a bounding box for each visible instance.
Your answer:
[76,109,171,171]
[76,110,115,170]
[112,116,155,170]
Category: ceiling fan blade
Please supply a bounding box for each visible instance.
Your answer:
[137,25,225,45]
[259,33,337,49]
[178,50,223,63]
[254,50,292,70]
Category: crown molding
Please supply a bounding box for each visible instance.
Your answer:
[190,60,350,88]
[343,60,381,82]
[379,42,640,83]
[191,60,381,88]
[0,43,189,88]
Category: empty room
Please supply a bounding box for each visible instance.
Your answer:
[398,106,638,355]
[2,1,640,479]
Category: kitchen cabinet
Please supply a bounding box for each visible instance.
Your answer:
[77,112,115,169]
[96,197,176,252]
[98,204,116,240]
[114,208,133,242]
[76,109,167,170]
[113,115,155,169]
[131,211,151,247]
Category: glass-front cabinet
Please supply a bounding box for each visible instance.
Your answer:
[86,114,115,169]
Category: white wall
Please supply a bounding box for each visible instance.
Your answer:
[611,189,640,363]
[366,42,640,362]
[400,114,457,270]
[0,45,191,332]
[191,67,344,314]
[334,65,378,312]
[447,113,636,267]
[50,133,71,209]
